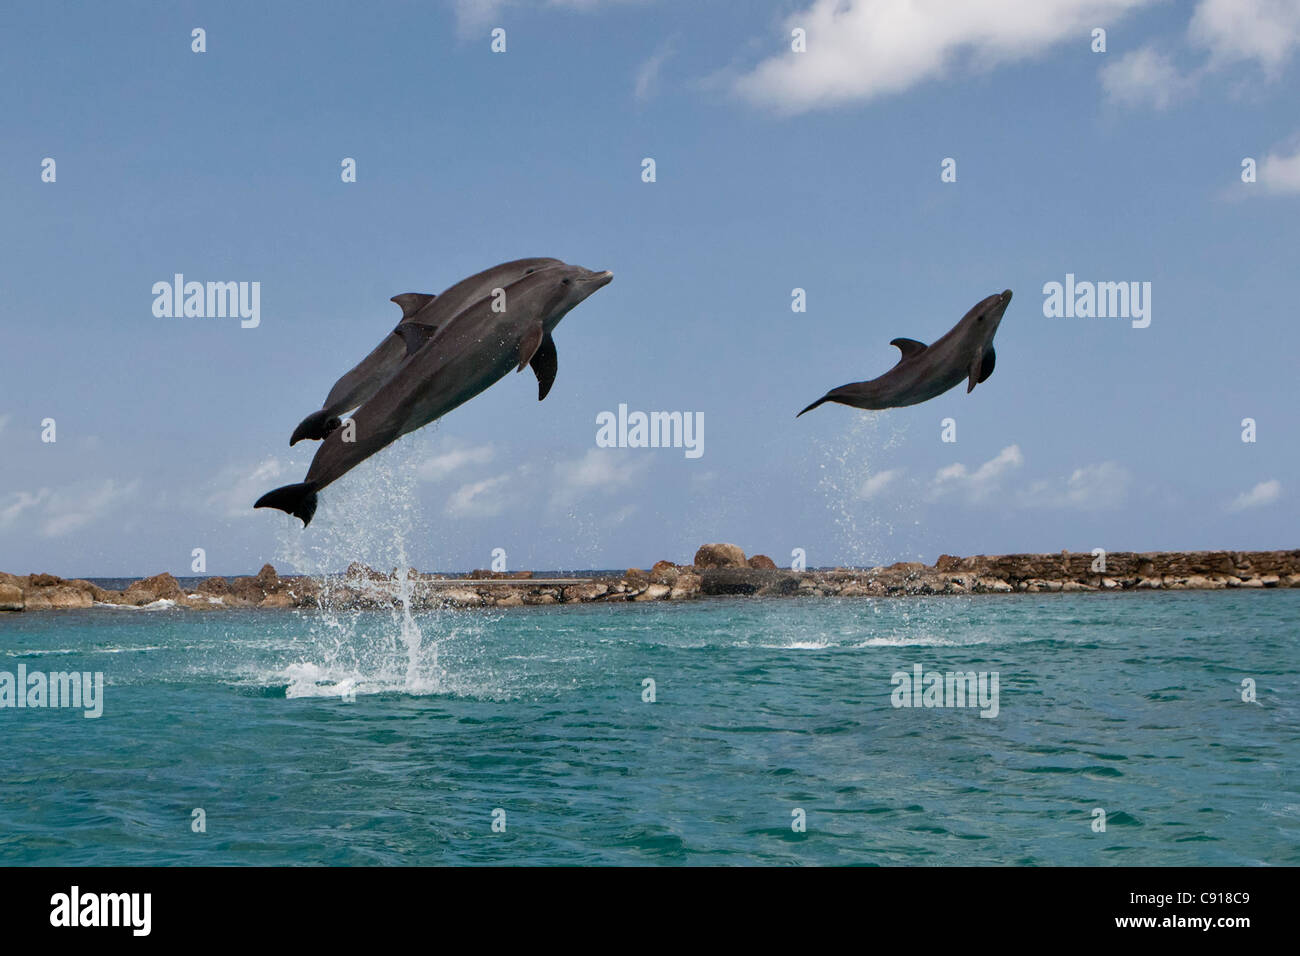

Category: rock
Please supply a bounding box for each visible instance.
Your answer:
[837,582,873,597]
[1239,577,1265,588]
[197,576,230,595]
[1260,574,1280,587]
[650,561,680,585]
[693,543,747,569]
[671,572,701,597]
[624,568,649,586]
[23,585,93,610]
[345,562,385,581]
[123,573,183,606]
[439,588,485,607]
[495,592,524,607]
[757,574,802,596]
[935,554,962,573]
[29,573,63,588]
[256,564,279,590]
[562,583,608,603]
[259,592,295,608]
[0,583,24,611]
[747,554,777,570]
[634,584,671,601]
[700,568,795,595]
[974,577,1013,593]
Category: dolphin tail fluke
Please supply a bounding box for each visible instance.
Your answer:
[796,395,830,418]
[254,483,319,527]
[290,410,342,446]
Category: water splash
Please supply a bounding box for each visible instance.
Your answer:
[272,435,446,699]
[812,410,912,568]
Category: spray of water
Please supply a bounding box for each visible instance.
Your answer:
[272,434,447,698]
[812,411,912,568]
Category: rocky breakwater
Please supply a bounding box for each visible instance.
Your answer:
[2,548,1296,613]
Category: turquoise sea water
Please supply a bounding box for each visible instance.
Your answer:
[1,591,1297,865]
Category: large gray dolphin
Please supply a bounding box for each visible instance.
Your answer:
[258,263,614,526]
[289,257,565,444]
[797,290,1012,417]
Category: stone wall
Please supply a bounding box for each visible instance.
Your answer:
[3,546,1297,612]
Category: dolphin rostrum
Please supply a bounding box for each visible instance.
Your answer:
[797,290,1012,417]
[289,257,565,444]
[258,263,614,526]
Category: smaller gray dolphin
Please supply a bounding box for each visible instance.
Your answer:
[290,257,564,444]
[797,290,1012,416]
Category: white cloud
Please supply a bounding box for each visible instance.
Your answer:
[0,488,52,528]
[929,445,1024,502]
[446,474,514,518]
[1019,461,1131,510]
[1190,0,1300,74]
[1229,478,1281,511]
[550,448,647,508]
[1100,46,1195,108]
[1258,139,1300,194]
[635,40,675,101]
[40,479,141,537]
[205,457,289,519]
[858,468,901,499]
[417,441,495,482]
[731,0,1154,113]
[453,0,646,34]
[1,478,141,537]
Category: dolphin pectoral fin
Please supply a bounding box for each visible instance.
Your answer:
[890,337,927,361]
[516,323,544,373]
[393,322,438,356]
[978,346,996,384]
[390,292,436,319]
[530,332,558,401]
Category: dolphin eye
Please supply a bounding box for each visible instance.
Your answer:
[525,268,535,274]
[562,278,571,285]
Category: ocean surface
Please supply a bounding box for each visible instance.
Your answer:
[2,590,1297,865]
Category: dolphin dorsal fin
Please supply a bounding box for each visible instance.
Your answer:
[391,292,436,319]
[890,337,927,361]
[393,322,437,356]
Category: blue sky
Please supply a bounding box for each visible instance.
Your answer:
[1,0,1297,576]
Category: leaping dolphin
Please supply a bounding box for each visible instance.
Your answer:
[289,257,565,444]
[797,290,1012,417]
[257,263,614,526]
